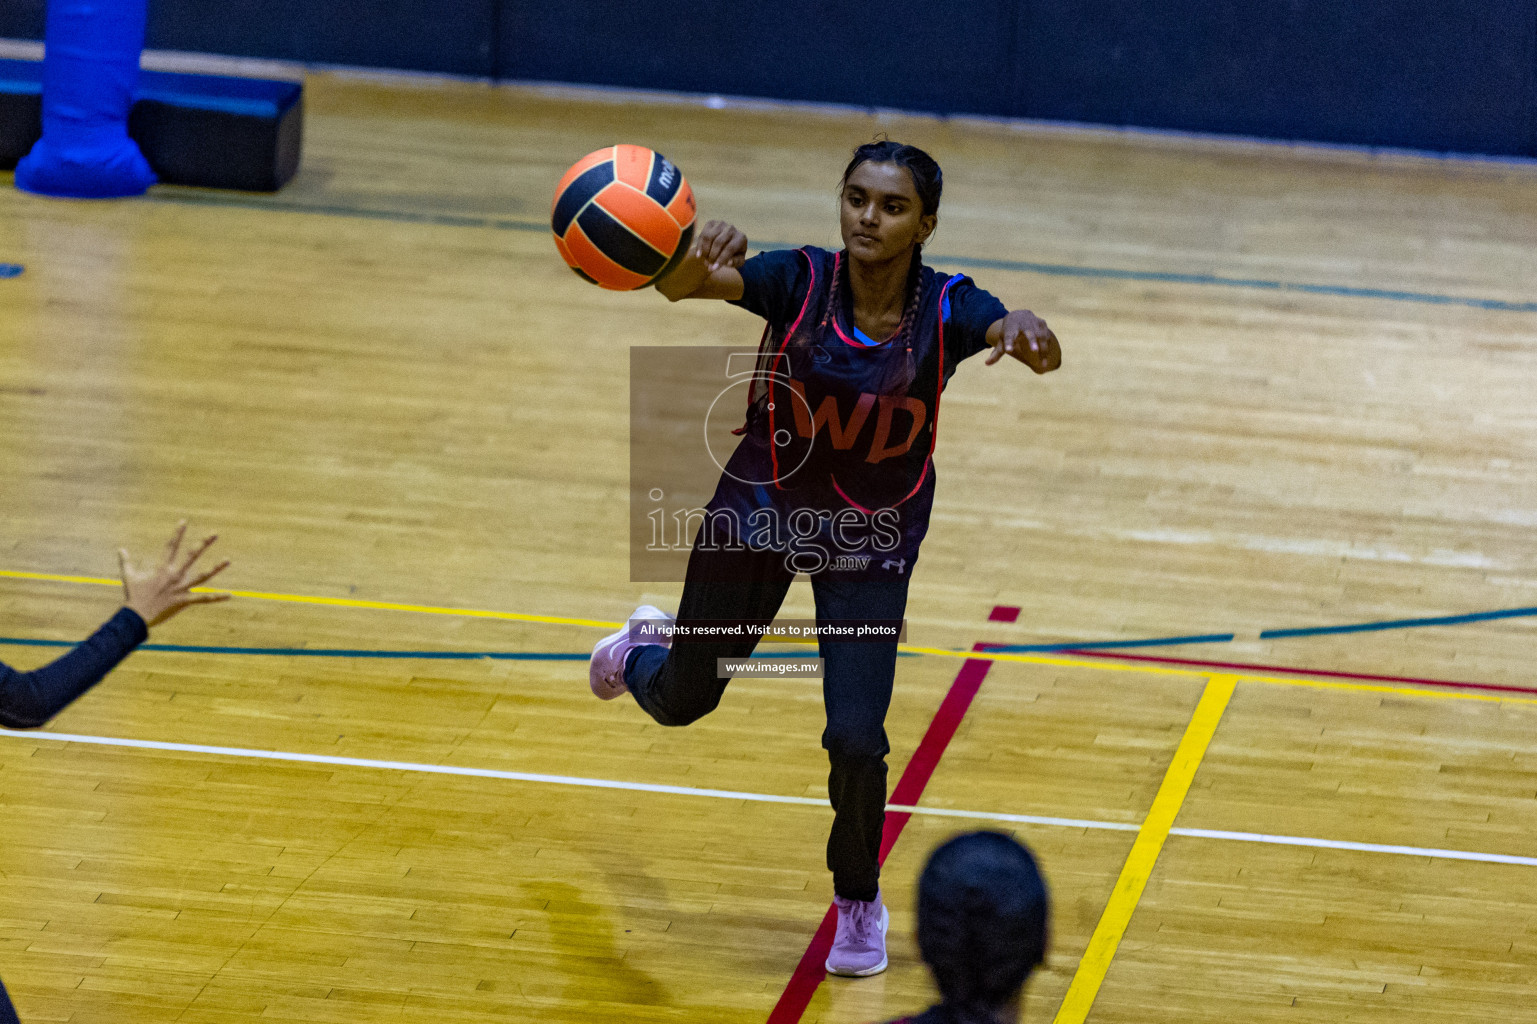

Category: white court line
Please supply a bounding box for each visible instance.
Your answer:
[1171,827,1537,868]
[6,730,831,806]
[888,802,1138,832]
[5,729,1532,868]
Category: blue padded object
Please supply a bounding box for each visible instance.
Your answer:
[15,0,156,198]
[2,57,302,191]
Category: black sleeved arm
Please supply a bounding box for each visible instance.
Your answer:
[945,276,1010,363]
[0,607,148,729]
[727,248,812,326]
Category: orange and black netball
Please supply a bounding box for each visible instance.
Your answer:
[551,144,697,290]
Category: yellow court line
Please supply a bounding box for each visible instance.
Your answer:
[0,570,122,588]
[901,644,1537,707]
[905,643,1200,677]
[0,569,619,630]
[209,588,622,629]
[6,568,1535,706]
[1235,672,1537,707]
[1051,674,1238,1024]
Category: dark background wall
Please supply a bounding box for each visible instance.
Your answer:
[3,1,1535,156]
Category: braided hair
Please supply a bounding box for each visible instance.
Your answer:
[916,832,1049,1024]
[828,140,943,396]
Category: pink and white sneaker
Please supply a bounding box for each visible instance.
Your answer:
[825,891,889,977]
[589,605,674,700]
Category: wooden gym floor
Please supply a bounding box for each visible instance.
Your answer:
[3,68,1537,1024]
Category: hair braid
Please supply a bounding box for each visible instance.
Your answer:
[820,251,843,331]
[872,247,924,395]
[898,245,924,347]
[938,1004,1005,1024]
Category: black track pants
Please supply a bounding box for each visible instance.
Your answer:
[626,542,909,902]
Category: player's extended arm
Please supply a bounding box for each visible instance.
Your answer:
[0,522,229,730]
[655,219,748,301]
[0,608,148,728]
[984,309,1062,374]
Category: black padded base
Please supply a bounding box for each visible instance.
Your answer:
[0,79,42,170]
[1,58,303,192]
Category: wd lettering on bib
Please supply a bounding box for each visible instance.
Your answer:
[786,381,928,464]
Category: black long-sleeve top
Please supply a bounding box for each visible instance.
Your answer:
[0,607,147,729]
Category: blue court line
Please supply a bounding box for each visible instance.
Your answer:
[1,264,23,278]
[0,638,846,659]
[753,240,1537,314]
[6,605,1534,660]
[3,609,1533,662]
[935,257,1537,313]
[144,193,547,233]
[0,631,1241,660]
[1261,605,1537,640]
[136,191,1537,315]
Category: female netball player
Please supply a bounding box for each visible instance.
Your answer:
[588,141,1061,976]
[878,831,1049,1023]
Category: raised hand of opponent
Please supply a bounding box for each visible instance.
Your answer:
[119,521,231,627]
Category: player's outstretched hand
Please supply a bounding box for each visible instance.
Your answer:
[693,219,748,271]
[986,309,1061,374]
[119,521,231,628]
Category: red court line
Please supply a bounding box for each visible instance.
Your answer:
[765,614,1003,1024]
[1056,648,1537,697]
